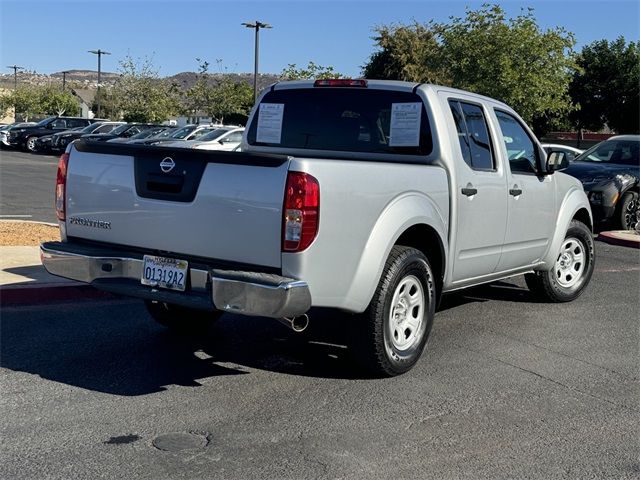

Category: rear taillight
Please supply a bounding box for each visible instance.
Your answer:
[283,172,320,252]
[55,152,69,221]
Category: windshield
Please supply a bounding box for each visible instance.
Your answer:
[110,124,133,135]
[35,117,56,127]
[168,125,196,139]
[575,139,640,166]
[80,123,104,134]
[129,127,166,140]
[149,128,178,139]
[198,128,231,142]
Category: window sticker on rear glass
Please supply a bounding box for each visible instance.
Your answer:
[256,103,285,144]
[389,103,422,147]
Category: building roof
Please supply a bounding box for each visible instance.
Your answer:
[71,88,96,105]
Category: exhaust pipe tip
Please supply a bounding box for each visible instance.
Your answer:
[279,314,309,333]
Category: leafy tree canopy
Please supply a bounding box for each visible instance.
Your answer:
[0,84,79,121]
[280,61,344,80]
[570,37,639,134]
[362,4,577,128]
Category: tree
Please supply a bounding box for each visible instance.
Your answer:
[184,59,254,123]
[0,84,79,120]
[110,55,181,123]
[570,38,640,134]
[362,4,577,130]
[280,61,344,80]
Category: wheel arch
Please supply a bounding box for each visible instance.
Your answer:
[343,193,448,313]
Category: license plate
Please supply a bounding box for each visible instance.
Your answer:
[141,255,188,291]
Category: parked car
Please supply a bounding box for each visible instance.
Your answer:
[162,126,244,150]
[542,144,583,163]
[7,116,100,151]
[107,126,174,143]
[51,121,125,151]
[133,124,218,146]
[42,79,594,377]
[0,122,36,147]
[561,135,640,230]
[34,126,85,153]
[81,123,164,142]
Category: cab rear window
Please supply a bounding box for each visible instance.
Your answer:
[247,88,433,156]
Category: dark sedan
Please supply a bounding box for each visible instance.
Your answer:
[563,135,640,230]
[51,121,125,152]
[81,123,165,142]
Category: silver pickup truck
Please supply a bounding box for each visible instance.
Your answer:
[41,79,594,376]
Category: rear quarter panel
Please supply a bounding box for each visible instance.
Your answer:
[282,158,449,312]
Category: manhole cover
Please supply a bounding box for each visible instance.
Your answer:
[152,432,209,452]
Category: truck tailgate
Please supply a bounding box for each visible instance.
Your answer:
[65,142,290,269]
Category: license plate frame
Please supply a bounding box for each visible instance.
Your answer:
[141,255,188,291]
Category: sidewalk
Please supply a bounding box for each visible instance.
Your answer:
[0,246,113,305]
[1,230,638,306]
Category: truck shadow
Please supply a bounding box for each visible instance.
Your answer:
[1,281,536,395]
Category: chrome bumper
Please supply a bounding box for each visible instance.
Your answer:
[40,243,311,318]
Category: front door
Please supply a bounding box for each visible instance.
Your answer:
[492,109,556,272]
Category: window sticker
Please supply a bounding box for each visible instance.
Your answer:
[256,103,284,144]
[389,102,421,147]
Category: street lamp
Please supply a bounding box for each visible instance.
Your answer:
[6,65,24,90]
[88,49,111,117]
[241,21,272,103]
[61,70,71,92]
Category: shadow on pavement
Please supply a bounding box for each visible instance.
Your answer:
[1,280,536,396]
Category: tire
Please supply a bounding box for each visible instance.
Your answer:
[352,246,436,377]
[525,220,594,302]
[618,191,639,231]
[144,300,222,333]
[25,136,38,152]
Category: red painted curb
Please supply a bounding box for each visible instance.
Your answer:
[597,231,640,249]
[0,284,117,307]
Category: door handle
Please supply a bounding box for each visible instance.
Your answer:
[509,187,523,196]
[461,185,477,197]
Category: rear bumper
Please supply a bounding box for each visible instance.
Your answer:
[40,241,311,318]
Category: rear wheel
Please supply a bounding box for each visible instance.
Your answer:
[352,246,436,377]
[525,220,594,302]
[618,191,639,231]
[145,300,222,333]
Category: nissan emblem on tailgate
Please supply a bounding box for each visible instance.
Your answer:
[160,157,175,173]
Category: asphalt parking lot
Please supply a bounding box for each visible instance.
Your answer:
[0,149,59,223]
[1,241,638,479]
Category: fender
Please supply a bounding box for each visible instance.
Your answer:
[342,192,448,312]
[540,184,592,268]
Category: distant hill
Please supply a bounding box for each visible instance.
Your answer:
[0,70,281,91]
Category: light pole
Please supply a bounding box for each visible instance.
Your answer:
[61,70,71,92]
[88,49,111,117]
[241,21,272,103]
[6,65,24,90]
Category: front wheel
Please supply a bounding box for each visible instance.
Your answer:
[26,136,38,152]
[145,300,222,333]
[525,220,594,302]
[352,246,436,377]
[618,191,639,231]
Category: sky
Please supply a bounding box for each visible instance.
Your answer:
[1,0,639,78]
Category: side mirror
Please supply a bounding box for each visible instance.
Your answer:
[546,151,569,173]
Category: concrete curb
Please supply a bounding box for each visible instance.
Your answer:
[0,283,117,307]
[597,231,640,249]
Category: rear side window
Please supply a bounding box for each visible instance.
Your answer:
[448,100,494,170]
[247,88,433,156]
